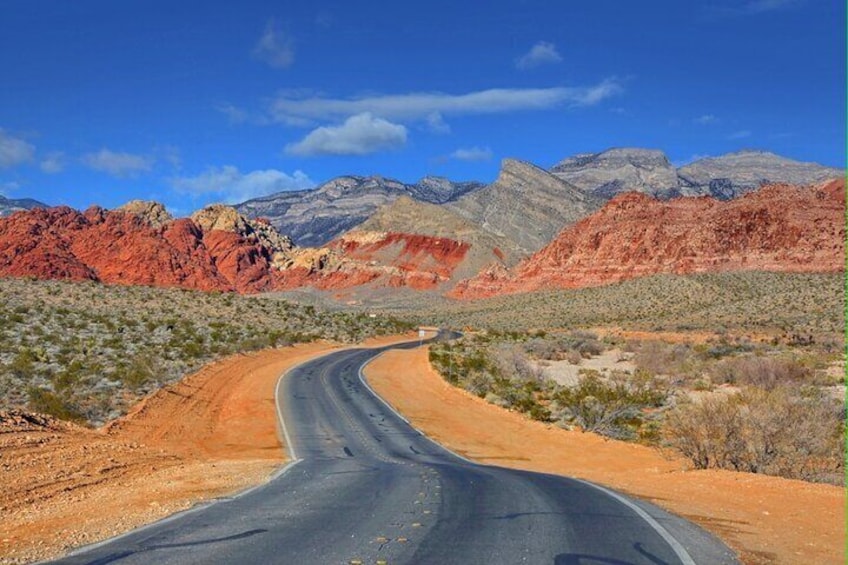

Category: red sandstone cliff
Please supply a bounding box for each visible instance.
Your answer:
[450,180,846,299]
[0,202,475,294]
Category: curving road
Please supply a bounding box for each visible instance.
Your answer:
[52,337,738,564]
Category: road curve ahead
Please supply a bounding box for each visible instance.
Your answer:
[53,337,738,565]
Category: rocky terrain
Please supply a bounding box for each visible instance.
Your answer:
[676,150,844,199]
[0,195,47,217]
[236,175,483,246]
[451,179,845,299]
[551,148,681,199]
[0,201,484,295]
[552,148,843,200]
[354,196,521,277]
[448,159,602,254]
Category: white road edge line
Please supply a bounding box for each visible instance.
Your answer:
[357,343,698,565]
[575,480,697,565]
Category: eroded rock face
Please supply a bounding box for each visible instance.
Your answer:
[236,175,484,247]
[448,159,602,254]
[0,201,471,294]
[451,180,846,299]
[551,148,680,199]
[0,204,280,293]
[549,148,843,201]
[118,200,173,228]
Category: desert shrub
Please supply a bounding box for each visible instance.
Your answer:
[27,387,85,423]
[665,388,844,484]
[553,370,667,441]
[633,341,696,379]
[710,355,811,389]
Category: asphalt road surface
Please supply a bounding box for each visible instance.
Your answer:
[53,337,738,564]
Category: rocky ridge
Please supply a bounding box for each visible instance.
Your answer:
[236,175,484,246]
[447,159,602,254]
[551,148,843,200]
[450,179,846,299]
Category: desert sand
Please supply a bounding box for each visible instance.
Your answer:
[0,333,415,564]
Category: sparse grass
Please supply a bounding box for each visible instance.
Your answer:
[364,272,844,340]
[0,278,414,426]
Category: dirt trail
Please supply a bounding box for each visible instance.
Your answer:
[0,333,416,565]
[364,346,845,565]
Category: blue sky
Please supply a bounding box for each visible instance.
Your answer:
[0,0,844,213]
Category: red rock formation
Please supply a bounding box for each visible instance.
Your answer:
[0,204,473,294]
[451,180,846,299]
[0,206,271,293]
[329,231,471,287]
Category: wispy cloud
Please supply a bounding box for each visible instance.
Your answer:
[425,112,451,134]
[0,129,35,168]
[253,19,294,69]
[216,103,250,124]
[515,41,562,70]
[171,166,313,203]
[268,79,624,126]
[728,129,752,139]
[706,0,805,18]
[693,114,718,125]
[450,146,493,162]
[285,112,408,156]
[40,151,66,174]
[82,148,153,178]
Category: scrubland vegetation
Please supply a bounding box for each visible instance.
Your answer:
[430,329,844,484]
[0,278,413,426]
[383,272,844,341]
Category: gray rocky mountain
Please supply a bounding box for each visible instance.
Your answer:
[353,195,523,280]
[551,147,843,200]
[0,195,47,217]
[447,159,602,254]
[551,148,680,199]
[676,150,844,199]
[236,175,483,246]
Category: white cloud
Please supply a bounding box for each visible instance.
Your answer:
[450,146,493,162]
[171,166,314,203]
[216,103,249,124]
[253,19,294,69]
[728,129,752,139]
[694,114,718,125]
[515,41,562,70]
[269,79,624,126]
[0,129,35,168]
[40,151,66,174]
[285,112,408,156]
[82,148,153,178]
[426,112,451,134]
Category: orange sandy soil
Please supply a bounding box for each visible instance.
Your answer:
[0,332,417,565]
[364,347,846,565]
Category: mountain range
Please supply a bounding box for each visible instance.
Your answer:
[238,148,842,254]
[234,175,483,247]
[0,147,842,299]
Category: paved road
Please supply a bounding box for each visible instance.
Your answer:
[53,338,738,564]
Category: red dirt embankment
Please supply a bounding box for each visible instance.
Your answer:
[0,333,415,564]
[364,346,845,565]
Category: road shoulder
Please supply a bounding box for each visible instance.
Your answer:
[363,346,845,565]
